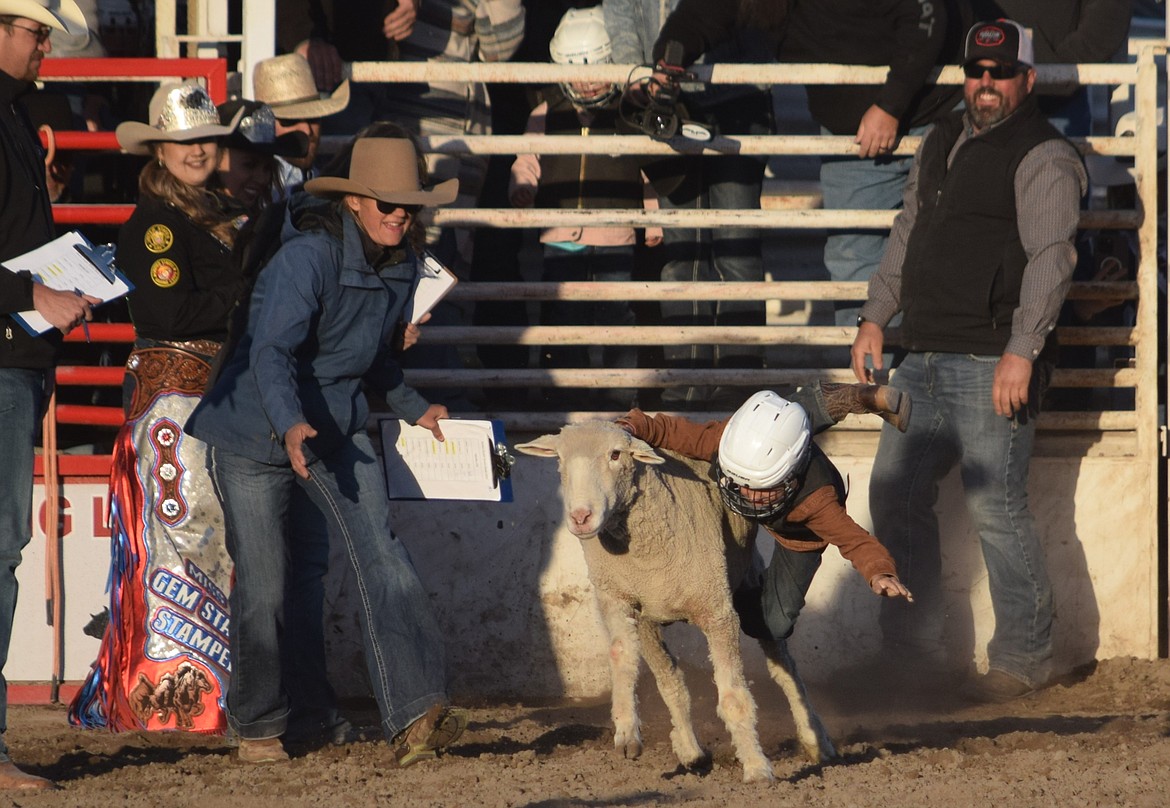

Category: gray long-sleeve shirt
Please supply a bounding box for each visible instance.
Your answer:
[859,108,1088,361]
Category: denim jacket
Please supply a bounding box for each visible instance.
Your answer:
[186,194,429,466]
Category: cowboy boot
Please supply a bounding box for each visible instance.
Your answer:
[819,382,912,432]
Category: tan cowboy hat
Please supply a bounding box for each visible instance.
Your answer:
[115,82,244,156]
[304,138,458,206]
[0,0,88,38]
[253,53,350,120]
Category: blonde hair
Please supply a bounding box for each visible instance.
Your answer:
[139,148,239,248]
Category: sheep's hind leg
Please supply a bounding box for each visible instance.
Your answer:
[760,638,836,762]
[635,619,707,770]
[597,593,644,759]
[701,611,774,783]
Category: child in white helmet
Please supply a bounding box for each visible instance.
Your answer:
[618,389,912,644]
[510,7,661,411]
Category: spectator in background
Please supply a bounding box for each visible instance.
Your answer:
[252,53,350,197]
[510,6,660,411]
[215,98,308,214]
[850,20,1087,703]
[608,0,784,409]
[276,0,418,130]
[0,0,96,791]
[470,1,589,406]
[658,0,971,346]
[974,1,1132,136]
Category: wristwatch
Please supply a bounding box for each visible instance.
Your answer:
[856,314,868,327]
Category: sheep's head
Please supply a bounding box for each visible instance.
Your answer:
[516,422,665,538]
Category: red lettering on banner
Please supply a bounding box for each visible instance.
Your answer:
[61,496,73,537]
[92,494,111,538]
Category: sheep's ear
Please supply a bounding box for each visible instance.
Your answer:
[629,437,665,465]
[514,434,560,458]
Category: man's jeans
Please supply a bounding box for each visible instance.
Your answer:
[0,368,45,761]
[209,431,448,741]
[870,352,1054,687]
[659,153,767,399]
[821,124,928,329]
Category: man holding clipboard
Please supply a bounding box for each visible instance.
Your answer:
[0,0,98,792]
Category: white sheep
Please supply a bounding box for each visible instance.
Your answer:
[515,421,836,784]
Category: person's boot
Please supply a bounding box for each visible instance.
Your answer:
[0,761,58,791]
[819,382,911,432]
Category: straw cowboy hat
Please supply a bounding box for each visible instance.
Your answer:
[218,99,309,158]
[115,82,244,156]
[0,0,88,38]
[305,138,458,206]
[252,53,350,120]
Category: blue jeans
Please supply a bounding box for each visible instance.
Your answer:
[870,352,1054,687]
[540,244,637,408]
[208,431,448,741]
[821,124,927,329]
[734,545,823,643]
[659,153,766,400]
[0,368,45,761]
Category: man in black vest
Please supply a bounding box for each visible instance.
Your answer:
[849,19,1087,703]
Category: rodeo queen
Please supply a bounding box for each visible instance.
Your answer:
[70,82,249,734]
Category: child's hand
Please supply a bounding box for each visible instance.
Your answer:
[870,574,913,602]
[511,186,536,208]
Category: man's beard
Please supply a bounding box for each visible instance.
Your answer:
[968,88,1009,130]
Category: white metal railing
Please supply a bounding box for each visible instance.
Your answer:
[337,56,1158,442]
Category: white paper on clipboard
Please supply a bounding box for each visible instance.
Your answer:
[381,418,512,501]
[406,252,458,324]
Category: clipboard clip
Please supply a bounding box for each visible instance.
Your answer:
[73,237,118,284]
[491,441,515,483]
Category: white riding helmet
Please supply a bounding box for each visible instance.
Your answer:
[549,7,619,108]
[716,391,812,519]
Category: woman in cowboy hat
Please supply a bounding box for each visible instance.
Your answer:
[185,130,466,766]
[215,98,308,214]
[69,82,247,736]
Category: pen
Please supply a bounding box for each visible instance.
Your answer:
[73,288,91,343]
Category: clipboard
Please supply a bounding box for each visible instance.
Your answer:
[380,418,514,502]
[405,251,458,325]
[2,230,133,336]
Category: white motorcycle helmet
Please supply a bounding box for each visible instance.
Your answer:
[716,391,812,519]
[549,7,619,109]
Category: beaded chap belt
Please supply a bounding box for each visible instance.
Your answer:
[124,342,221,421]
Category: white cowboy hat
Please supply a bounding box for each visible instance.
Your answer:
[304,138,458,206]
[115,82,244,156]
[253,53,350,120]
[0,0,88,38]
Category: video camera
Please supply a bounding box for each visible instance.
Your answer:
[621,41,711,142]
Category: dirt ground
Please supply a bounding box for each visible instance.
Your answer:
[5,655,1170,807]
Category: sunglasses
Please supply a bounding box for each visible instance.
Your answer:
[963,62,1022,81]
[375,200,423,216]
[9,22,53,44]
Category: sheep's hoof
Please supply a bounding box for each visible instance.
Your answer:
[613,728,643,760]
[742,759,775,784]
[801,737,838,764]
[678,750,711,773]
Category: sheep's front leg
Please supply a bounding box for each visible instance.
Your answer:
[700,610,774,783]
[596,592,643,759]
[635,619,707,770]
[760,638,836,763]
